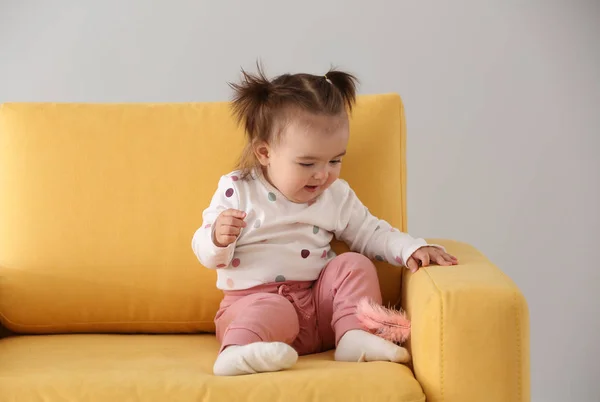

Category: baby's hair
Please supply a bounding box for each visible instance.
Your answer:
[228,63,359,178]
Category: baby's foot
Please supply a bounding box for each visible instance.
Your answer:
[335,329,410,363]
[213,342,298,376]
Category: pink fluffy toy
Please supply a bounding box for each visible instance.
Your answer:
[356,297,411,344]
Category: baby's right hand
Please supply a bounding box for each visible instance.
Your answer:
[213,209,247,247]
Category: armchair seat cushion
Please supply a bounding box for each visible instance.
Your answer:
[0,334,425,402]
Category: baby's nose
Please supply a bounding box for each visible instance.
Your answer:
[313,169,327,180]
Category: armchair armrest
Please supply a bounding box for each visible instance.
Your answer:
[401,239,530,402]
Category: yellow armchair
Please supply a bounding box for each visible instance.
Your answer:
[0,95,529,402]
[404,240,530,402]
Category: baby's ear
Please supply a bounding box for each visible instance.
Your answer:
[253,141,271,166]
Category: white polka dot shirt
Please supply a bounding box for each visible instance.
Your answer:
[192,170,432,290]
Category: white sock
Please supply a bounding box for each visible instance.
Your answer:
[213,342,298,376]
[335,329,411,363]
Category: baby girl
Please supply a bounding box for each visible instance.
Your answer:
[192,67,457,376]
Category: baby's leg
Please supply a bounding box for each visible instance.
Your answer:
[214,292,300,376]
[314,252,410,363]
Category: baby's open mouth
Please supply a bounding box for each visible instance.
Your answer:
[304,185,318,192]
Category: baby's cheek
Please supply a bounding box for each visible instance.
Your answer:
[327,171,340,187]
[292,170,310,188]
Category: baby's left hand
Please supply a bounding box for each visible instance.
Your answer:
[407,246,458,273]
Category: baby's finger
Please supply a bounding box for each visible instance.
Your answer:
[429,249,449,265]
[215,234,237,247]
[220,225,242,236]
[222,216,247,228]
[407,257,419,273]
[221,209,247,219]
[435,254,452,266]
[420,250,431,267]
[444,253,459,264]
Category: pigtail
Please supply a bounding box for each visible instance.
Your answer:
[228,64,273,140]
[324,69,359,112]
[228,64,275,178]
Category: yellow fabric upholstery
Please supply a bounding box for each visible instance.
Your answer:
[0,334,425,401]
[0,95,530,402]
[0,95,405,334]
[402,240,530,402]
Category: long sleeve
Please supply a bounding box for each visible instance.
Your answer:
[334,182,436,267]
[191,175,240,269]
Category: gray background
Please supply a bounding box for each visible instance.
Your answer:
[1,1,599,401]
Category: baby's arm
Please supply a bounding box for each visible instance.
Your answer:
[334,182,439,267]
[191,175,243,269]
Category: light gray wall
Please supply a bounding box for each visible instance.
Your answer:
[1,0,599,401]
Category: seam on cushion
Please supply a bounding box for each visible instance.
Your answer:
[0,312,215,328]
[513,291,522,402]
[423,268,445,402]
[397,93,408,233]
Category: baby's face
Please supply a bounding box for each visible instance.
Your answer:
[258,111,349,204]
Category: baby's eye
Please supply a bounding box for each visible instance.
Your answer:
[299,163,314,167]
[329,160,342,165]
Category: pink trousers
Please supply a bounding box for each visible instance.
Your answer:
[215,252,382,356]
